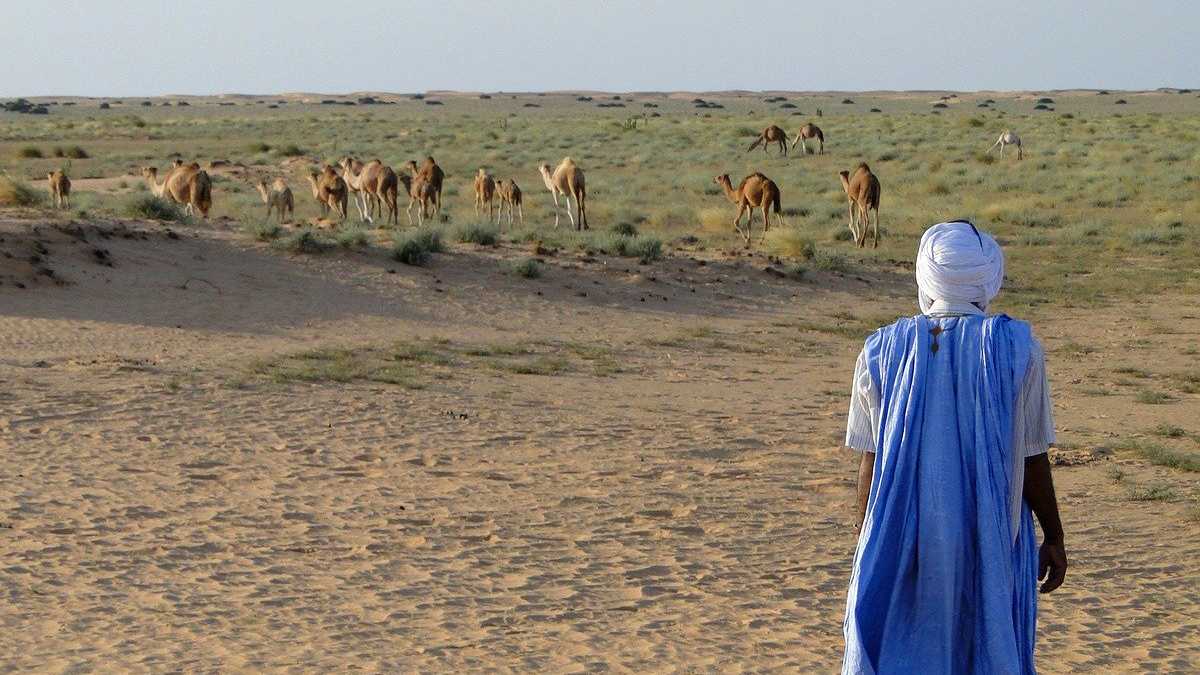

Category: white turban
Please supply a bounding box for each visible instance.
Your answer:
[915,220,1004,314]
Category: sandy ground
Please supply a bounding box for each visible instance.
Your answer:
[1,214,1197,673]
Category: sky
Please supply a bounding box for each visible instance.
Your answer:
[2,1,1194,97]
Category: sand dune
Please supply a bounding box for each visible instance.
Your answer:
[1,215,1197,672]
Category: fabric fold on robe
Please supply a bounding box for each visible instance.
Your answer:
[843,314,1039,675]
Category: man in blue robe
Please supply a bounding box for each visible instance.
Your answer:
[842,221,1067,674]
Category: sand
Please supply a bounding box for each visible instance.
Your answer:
[1,215,1197,672]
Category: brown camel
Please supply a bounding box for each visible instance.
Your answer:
[306,165,348,221]
[713,172,784,247]
[474,169,497,222]
[398,172,436,226]
[337,157,372,221]
[255,177,294,224]
[747,125,789,156]
[838,164,882,248]
[142,163,212,218]
[791,123,825,154]
[47,170,71,209]
[495,178,524,227]
[340,157,399,225]
[537,157,587,230]
[403,157,444,216]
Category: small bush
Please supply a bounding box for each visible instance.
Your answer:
[275,229,333,255]
[335,227,370,249]
[1130,228,1184,246]
[510,258,543,279]
[812,249,851,272]
[124,194,185,221]
[244,221,282,241]
[17,146,43,159]
[0,175,43,206]
[610,221,638,237]
[51,145,89,159]
[627,236,663,263]
[391,227,445,265]
[248,142,272,153]
[453,222,499,246]
[275,144,305,157]
[764,228,816,259]
[1134,389,1173,405]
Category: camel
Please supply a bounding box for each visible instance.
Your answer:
[474,169,498,222]
[305,165,348,220]
[255,177,294,224]
[838,164,882,248]
[339,157,399,225]
[988,130,1023,159]
[537,157,587,230]
[403,157,444,216]
[47,170,71,209]
[747,125,789,156]
[495,178,524,227]
[791,123,825,154]
[141,163,212,218]
[398,173,436,226]
[713,172,784,247]
[338,157,372,221]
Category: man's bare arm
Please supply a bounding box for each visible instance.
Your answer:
[855,451,875,529]
[1024,452,1067,593]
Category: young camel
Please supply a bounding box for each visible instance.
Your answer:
[988,130,1023,159]
[399,173,436,226]
[747,125,789,156]
[47,170,71,209]
[537,157,587,230]
[790,123,825,154]
[713,173,784,247]
[403,157,444,216]
[474,169,498,222]
[838,164,882,248]
[495,178,524,227]
[306,166,348,220]
[142,164,212,218]
[255,177,294,224]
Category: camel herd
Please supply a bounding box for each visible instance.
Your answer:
[38,124,1027,251]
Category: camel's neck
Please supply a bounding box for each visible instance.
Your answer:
[719,180,739,203]
[539,170,556,192]
[256,185,270,203]
[145,174,166,196]
[839,175,852,195]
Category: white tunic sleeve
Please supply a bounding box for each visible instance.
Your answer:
[845,348,880,453]
[1014,337,1055,457]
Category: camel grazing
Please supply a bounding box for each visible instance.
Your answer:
[474,169,498,222]
[713,172,784,247]
[398,172,436,226]
[141,163,212,218]
[838,164,882,248]
[403,157,444,216]
[988,130,1023,159]
[496,178,524,227]
[747,125,789,156]
[306,165,348,220]
[47,170,71,209]
[791,123,825,154]
[537,157,587,230]
[255,177,294,224]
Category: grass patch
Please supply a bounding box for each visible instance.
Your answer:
[509,257,543,278]
[811,249,851,272]
[17,146,43,159]
[243,221,282,241]
[1149,423,1189,439]
[275,144,305,157]
[124,194,185,221]
[274,229,333,255]
[0,175,44,206]
[453,222,499,246]
[53,146,89,159]
[335,227,370,249]
[1128,484,1177,502]
[1134,389,1173,404]
[592,233,663,262]
[391,227,445,265]
[491,355,570,375]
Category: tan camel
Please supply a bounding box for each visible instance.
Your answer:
[255,177,294,224]
[838,164,882,248]
[306,165,348,220]
[790,123,825,154]
[338,157,372,221]
[747,125,789,156]
[399,172,436,226]
[496,178,524,227]
[474,169,498,222]
[537,157,587,230]
[403,157,444,216]
[339,157,399,225]
[47,170,71,209]
[713,172,783,247]
[141,164,212,218]
[988,130,1023,159]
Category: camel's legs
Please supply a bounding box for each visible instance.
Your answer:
[517,203,524,225]
[818,139,824,154]
[872,207,880,248]
[406,200,416,226]
[801,138,808,155]
[550,191,562,228]
[1017,144,1023,160]
[564,194,576,229]
[846,200,858,243]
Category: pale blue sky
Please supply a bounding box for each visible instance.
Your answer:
[3,1,1193,97]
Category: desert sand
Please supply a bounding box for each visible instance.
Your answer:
[1,214,1198,673]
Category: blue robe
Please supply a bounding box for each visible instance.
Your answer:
[843,314,1039,675]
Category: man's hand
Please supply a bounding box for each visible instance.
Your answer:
[1038,540,1067,593]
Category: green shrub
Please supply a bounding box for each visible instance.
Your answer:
[17,146,43,159]
[275,229,332,254]
[510,258,543,278]
[275,144,305,157]
[244,221,282,241]
[610,221,639,237]
[124,194,185,221]
[335,227,370,249]
[812,249,851,272]
[53,146,89,159]
[247,142,272,153]
[453,222,499,245]
[1130,228,1184,246]
[392,227,445,265]
[0,175,43,206]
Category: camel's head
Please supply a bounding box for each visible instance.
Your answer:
[712,174,730,186]
[141,167,157,179]
[537,163,551,176]
[477,168,486,177]
[47,172,55,181]
[403,160,419,173]
[838,170,851,180]
[857,162,871,173]
[171,158,184,168]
